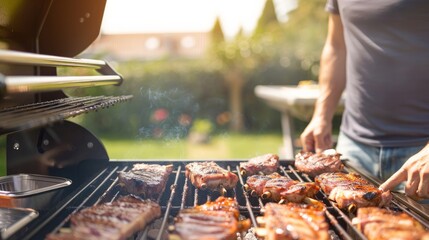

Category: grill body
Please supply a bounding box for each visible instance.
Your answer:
[7,160,429,240]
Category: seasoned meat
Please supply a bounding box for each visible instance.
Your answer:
[240,153,280,175]
[262,176,319,203]
[352,207,429,240]
[315,172,392,209]
[185,161,238,190]
[117,163,173,199]
[257,202,329,240]
[175,209,238,240]
[195,196,240,219]
[245,172,281,197]
[46,195,161,240]
[295,149,344,177]
[45,222,123,240]
[174,197,248,240]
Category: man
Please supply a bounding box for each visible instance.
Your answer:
[300,0,429,199]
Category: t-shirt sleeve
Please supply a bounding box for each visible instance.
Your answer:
[325,0,339,14]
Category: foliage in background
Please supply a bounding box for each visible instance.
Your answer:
[62,0,329,140]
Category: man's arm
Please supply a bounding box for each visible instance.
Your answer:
[380,142,429,199]
[300,14,347,153]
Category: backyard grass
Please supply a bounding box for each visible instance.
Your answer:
[102,133,283,160]
[0,133,284,176]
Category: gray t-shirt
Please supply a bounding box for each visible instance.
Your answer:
[326,0,429,147]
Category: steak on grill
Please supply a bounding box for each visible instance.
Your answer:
[262,176,320,203]
[117,163,173,199]
[257,201,329,240]
[239,153,279,176]
[46,195,161,240]
[174,209,238,240]
[294,149,344,177]
[185,161,238,191]
[173,197,248,240]
[315,172,392,210]
[352,207,429,240]
[245,172,282,197]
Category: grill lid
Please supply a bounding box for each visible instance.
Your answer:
[0,0,107,57]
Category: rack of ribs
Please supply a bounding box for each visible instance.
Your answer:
[294,149,344,177]
[239,153,279,176]
[117,163,173,199]
[185,161,238,192]
[46,195,161,240]
[173,197,250,240]
[315,172,392,211]
[256,201,329,240]
[352,207,429,240]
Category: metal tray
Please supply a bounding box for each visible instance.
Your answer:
[0,207,38,240]
[0,174,72,209]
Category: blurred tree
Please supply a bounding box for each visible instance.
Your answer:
[210,17,225,43]
[253,0,278,37]
[279,0,328,80]
[207,0,282,132]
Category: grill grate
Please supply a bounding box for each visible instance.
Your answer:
[0,95,133,134]
[12,160,429,240]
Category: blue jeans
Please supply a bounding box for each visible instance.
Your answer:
[336,132,424,183]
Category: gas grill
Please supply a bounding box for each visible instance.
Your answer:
[1,1,429,240]
[3,160,429,240]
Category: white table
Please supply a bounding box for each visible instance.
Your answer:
[254,85,345,159]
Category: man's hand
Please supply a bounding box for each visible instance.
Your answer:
[380,145,429,199]
[300,116,333,153]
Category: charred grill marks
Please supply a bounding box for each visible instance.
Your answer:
[295,149,344,177]
[240,153,280,176]
[185,161,238,191]
[117,163,173,199]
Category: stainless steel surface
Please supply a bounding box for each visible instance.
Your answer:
[0,174,71,197]
[3,75,122,94]
[0,95,133,135]
[0,174,71,209]
[0,207,38,240]
[0,50,106,69]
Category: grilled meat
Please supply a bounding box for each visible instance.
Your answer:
[240,153,280,176]
[295,149,344,177]
[174,197,248,240]
[352,207,429,240]
[46,195,161,240]
[315,172,392,209]
[195,196,240,219]
[245,172,282,197]
[185,161,238,190]
[257,202,329,240]
[174,209,238,240]
[262,176,319,203]
[117,163,173,199]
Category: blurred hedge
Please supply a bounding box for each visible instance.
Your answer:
[63,58,303,139]
[62,0,329,140]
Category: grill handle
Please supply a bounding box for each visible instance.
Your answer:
[0,49,106,68]
[0,50,123,97]
[1,75,122,94]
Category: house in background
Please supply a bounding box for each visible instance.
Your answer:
[84,32,211,61]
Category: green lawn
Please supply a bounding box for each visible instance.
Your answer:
[102,133,283,160]
[0,133,283,176]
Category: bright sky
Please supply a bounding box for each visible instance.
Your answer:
[101,0,297,38]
